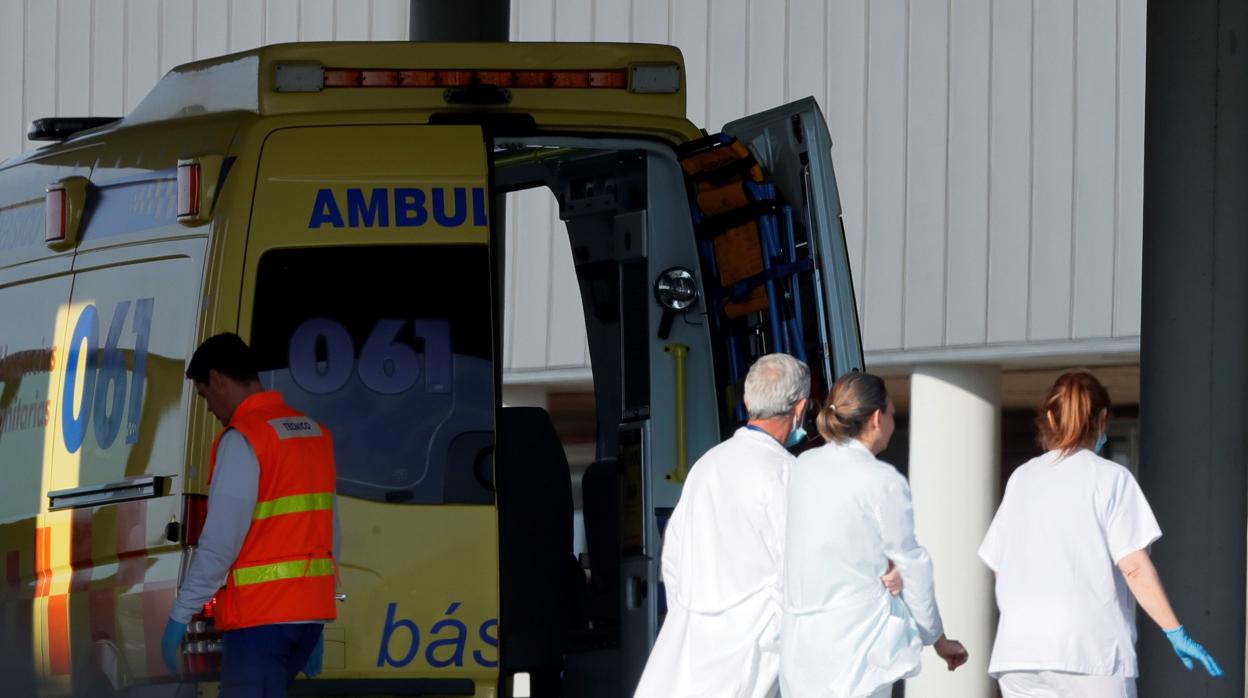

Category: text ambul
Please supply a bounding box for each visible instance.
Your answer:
[308,187,488,229]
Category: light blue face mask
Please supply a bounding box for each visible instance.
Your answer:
[784,413,807,448]
[1094,431,1108,454]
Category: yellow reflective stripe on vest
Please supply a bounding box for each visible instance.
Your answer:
[252,492,334,521]
[232,557,335,586]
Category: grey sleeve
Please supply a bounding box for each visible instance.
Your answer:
[170,429,259,623]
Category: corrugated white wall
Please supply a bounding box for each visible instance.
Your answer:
[0,0,1146,374]
[0,0,410,156]
[508,0,1146,369]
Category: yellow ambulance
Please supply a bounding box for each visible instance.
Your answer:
[0,42,862,697]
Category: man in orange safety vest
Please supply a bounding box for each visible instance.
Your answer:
[163,333,340,697]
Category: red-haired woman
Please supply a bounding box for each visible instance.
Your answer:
[979,370,1222,697]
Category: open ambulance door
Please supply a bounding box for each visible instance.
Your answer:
[626,97,865,690]
[237,123,502,695]
[720,97,864,388]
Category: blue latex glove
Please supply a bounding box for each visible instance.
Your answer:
[161,619,187,675]
[302,634,324,678]
[1164,626,1223,677]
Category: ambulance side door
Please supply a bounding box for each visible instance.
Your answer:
[50,211,206,689]
[0,246,73,697]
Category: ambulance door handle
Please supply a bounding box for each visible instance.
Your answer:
[48,474,173,511]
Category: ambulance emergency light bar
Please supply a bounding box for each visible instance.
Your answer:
[274,62,681,94]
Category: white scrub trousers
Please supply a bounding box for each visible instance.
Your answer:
[998,671,1136,698]
[865,685,892,698]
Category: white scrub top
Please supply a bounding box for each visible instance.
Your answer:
[633,427,792,698]
[781,439,944,698]
[979,448,1162,678]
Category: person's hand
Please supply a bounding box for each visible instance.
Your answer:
[1164,626,1223,677]
[880,560,902,596]
[303,634,325,678]
[933,635,969,671]
[161,619,187,675]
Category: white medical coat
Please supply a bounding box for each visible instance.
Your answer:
[633,427,792,698]
[979,449,1161,678]
[781,440,944,698]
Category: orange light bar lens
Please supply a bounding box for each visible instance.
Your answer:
[551,71,590,88]
[512,71,551,88]
[177,162,201,218]
[439,70,476,87]
[589,70,628,88]
[475,70,515,87]
[319,68,631,90]
[400,70,438,87]
[361,70,400,86]
[324,69,362,87]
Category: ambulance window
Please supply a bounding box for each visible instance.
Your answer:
[250,246,494,505]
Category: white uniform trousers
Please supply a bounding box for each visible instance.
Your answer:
[998,671,1136,698]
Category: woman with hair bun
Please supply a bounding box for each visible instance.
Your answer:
[781,372,968,698]
[980,370,1222,698]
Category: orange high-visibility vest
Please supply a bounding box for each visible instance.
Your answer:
[207,391,337,631]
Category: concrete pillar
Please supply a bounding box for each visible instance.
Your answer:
[1139,1,1248,695]
[409,0,509,41]
[904,364,999,698]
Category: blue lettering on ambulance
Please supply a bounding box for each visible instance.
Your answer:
[472,187,488,227]
[395,188,428,227]
[62,298,155,453]
[378,603,421,668]
[426,602,468,668]
[308,188,487,229]
[308,189,345,228]
[62,305,100,453]
[347,188,390,228]
[431,188,466,227]
[377,602,499,669]
[473,619,499,668]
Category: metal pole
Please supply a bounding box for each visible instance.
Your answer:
[409,0,509,42]
[1139,0,1248,695]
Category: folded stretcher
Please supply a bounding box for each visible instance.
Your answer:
[678,133,821,424]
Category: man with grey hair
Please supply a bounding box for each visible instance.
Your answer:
[635,354,823,698]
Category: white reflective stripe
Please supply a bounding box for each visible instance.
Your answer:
[267,417,323,439]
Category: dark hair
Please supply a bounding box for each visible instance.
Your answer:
[186,333,260,385]
[1037,370,1111,456]
[817,371,889,443]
